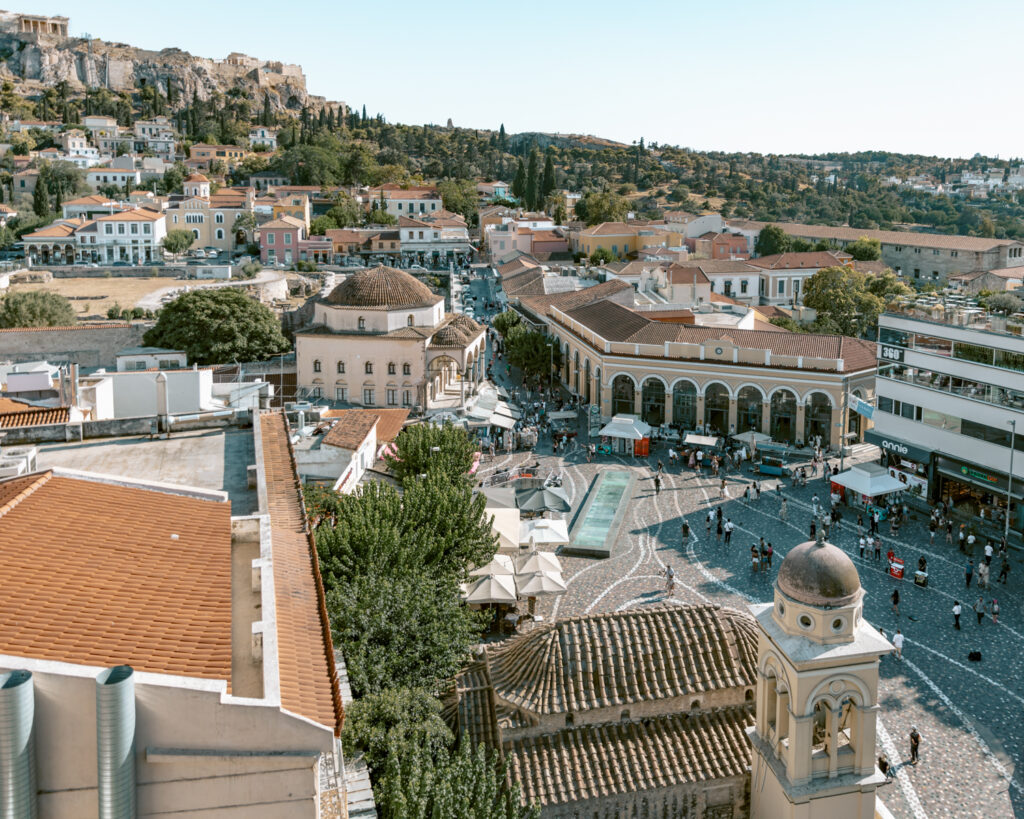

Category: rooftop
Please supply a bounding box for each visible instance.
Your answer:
[325,265,439,309]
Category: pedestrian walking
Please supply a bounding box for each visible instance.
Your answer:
[657,459,664,474]
[833,508,842,532]
[724,519,735,545]
[991,598,1000,624]
[654,474,662,496]
[878,754,893,780]
[953,601,962,630]
[720,477,727,499]
[751,543,761,572]
[892,629,904,660]
[859,536,866,558]
[780,497,788,521]
[874,537,882,562]
[998,557,1010,584]
[977,561,989,589]
[754,481,761,501]
[766,542,774,568]
[945,520,953,545]
[812,494,820,515]
[974,596,985,625]
[809,520,817,541]
[871,510,880,534]
[857,514,864,538]
[958,526,967,552]
[706,510,713,537]
[965,559,974,588]
[663,564,675,594]
[716,517,723,543]
[984,541,994,565]
[891,588,900,616]
[929,519,936,544]
[909,727,921,765]
[743,485,750,501]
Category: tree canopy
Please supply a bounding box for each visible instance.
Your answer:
[162,229,194,258]
[504,324,561,383]
[754,223,790,256]
[844,236,882,261]
[0,291,76,328]
[802,267,910,337]
[491,309,521,337]
[142,288,289,365]
[384,422,479,485]
[575,191,630,225]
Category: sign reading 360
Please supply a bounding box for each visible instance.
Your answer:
[879,345,904,362]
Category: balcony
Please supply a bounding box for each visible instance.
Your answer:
[878,364,1024,412]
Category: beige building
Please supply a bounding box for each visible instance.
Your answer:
[748,534,892,819]
[295,265,485,410]
[446,604,758,818]
[164,173,255,253]
[0,410,345,817]
[527,296,876,448]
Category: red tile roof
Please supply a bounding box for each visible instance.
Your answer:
[0,406,70,428]
[0,471,233,679]
[322,408,409,443]
[257,411,344,736]
[747,251,851,270]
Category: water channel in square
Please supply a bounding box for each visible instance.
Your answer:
[566,469,635,558]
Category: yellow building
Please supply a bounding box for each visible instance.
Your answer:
[164,174,255,253]
[574,221,672,259]
[271,194,312,230]
[187,143,250,170]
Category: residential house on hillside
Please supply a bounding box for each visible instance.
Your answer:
[572,221,673,260]
[249,126,278,151]
[476,180,511,201]
[259,215,331,265]
[85,165,142,191]
[187,143,249,170]
[364,183,442,217]
[399,213,473,264]
[164,174,256,254]
[688,231,749,260]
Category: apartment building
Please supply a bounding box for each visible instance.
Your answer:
[871,305,1024,536]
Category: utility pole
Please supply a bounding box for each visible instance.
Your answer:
[1006,418,1016,544]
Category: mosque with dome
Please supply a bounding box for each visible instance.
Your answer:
[446,525,894,818]
[295,265,485,410]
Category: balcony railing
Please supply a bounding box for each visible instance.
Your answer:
[878,364,1024,412]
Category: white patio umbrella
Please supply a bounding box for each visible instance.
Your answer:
[515,570,567,596]
[515,550,562,575]
[469,553,515,577]
[519,518,570,547]
[463,573,517,605]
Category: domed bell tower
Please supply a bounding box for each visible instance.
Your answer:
[748,518,892,819]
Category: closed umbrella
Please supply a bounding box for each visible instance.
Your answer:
[463,573,517,605]
[515,485,571,514]
[515,551,562,575]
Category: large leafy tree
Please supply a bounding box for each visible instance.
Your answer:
[143,289,289,365]
[504,324,561,382]
[0,291,76,327]
[326,570,487,696]
[574,191,629,226]
[754,223,791,257]
[803,266,890,337]
[384,422,479,485]
[342,687,452,774]
[491,308,521,337]
[162,229,194,259]
[436,179,478,223]
[378,740,538,819]
[844,236,882,261]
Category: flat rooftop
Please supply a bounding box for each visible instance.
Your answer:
[35,427,257,516]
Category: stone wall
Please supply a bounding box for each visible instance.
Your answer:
[0,323,146,369]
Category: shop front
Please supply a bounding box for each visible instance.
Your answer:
[934,455,1024,534]
[864,430,932,499]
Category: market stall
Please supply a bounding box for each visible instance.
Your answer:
[597,414,652,456]
[830,462,905,517]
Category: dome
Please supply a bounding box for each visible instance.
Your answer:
[430,323,471,348]
[326,265,438,309]
[776,539,862,607]
[184,173,209,183]
[449,313,483,336]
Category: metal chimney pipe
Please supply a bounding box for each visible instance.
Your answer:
[0,670,38,819]
[96,666,136,819]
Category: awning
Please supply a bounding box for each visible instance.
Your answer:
[831,464,905,497]
[730,430,771,445]
[489,413,516,430]
[684,434,721,448]
[599,414,652,441]
[547,410,578,421]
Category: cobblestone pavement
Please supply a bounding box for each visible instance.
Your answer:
[477,429,1024,819]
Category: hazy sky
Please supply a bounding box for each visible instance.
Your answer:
[35,0,1023,158]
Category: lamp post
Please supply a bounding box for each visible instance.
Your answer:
[1006,418,1016,544]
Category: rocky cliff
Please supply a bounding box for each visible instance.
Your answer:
[0,20,342,115]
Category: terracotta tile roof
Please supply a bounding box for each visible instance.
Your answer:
[95,208,164,222]
[262,216,306,230]
[63,194,118,207]
[673,260,759,275]
[0,323,131,334]
[0,397,30,413]
[506,708,754,808]
[0,406,70,428]
[733,220,1021,252]
[666,263,711,285]
[579,221,646,236]
[753,304,793,320]
[851,259,892,275]
[321,408,409,442]
[560,300,877,371]
[326,265,438,309]
[256,411,344,736]
[486,604,757,715]
[21,222,79,239]
[0,471,233,679]
[323,411,379,451]
[501,269,546,296]
[747,251,851,270]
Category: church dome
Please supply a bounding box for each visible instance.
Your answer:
[184,173,209,183]
[776,539,862,608]
[430,323,471,348]
[449,313,483,336]
[326,265,437,309]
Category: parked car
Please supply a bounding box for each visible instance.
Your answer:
[188,249,206,258]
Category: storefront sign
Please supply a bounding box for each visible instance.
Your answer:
[889,466,928,494]
[851,396,875,419]
[935,455,1010,494]
[959,465,999,484]
[864,430,931,464]
[879,344,904,363]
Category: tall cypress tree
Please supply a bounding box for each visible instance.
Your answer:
[524,148,540,211]
[541,149,555,202]
[32,178,50,219]
[511,158,526,200]
[261,94,272,127]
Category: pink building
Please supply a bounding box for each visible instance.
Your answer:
[259,216,332,265]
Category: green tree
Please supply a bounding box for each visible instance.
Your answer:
[588,246,615,265]
[367,206,398,225]
[511,159,526,200]
[986,293,1023,314]
[491,308,521,337]
[161,229,194,260]
[802,266,883,337]
[0,226,14,250]
[384,422,478,485]
[377,739,538,819]
[575,191,629,226]
[326,570,486,697]
[342,687,452,774]
[524,148,540,211]
[768,315,805,332]
[864,270,912,302]
[31,178,50,218]
[541,149,556,201]
[142,289,290,365]
[326,193,364,227]
[436,179,478,222]
[310,215,338,235]
[754,223,791,257]
[844,236,882,261]
[0,291,76,327]
[504,324,561,382]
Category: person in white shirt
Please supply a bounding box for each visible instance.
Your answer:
[892,629,904,660]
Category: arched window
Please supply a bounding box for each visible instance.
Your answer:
[313,359,321,373]
[387,362,396,375]
[336,361,345,374]
[365,362,373,374]
[215,228,224,240]
[215,212,224,223]
[407,314,414,327]
[403,363,411,376]
[358,316,366,330]
[191,228,200,240]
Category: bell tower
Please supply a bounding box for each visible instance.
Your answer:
[748,525,892,819]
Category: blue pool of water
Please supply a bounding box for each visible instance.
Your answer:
[574,470,631,548]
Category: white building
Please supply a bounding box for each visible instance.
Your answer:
[85,166,143,191]
[365,184,443,217]
[0,410,346,817]
[248,126,278,151]
[871,306,1024,537]
[76,208,167,264]
[115,346,188,372]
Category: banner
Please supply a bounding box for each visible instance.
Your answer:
[851,396,874,419]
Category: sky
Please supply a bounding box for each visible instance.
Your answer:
[26,0,1024,158]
